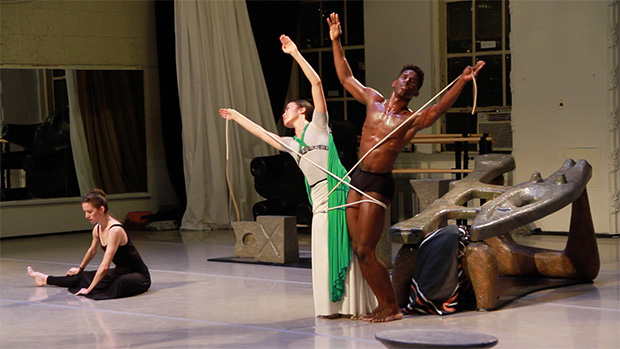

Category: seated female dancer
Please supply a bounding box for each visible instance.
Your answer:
[27,188,151,300]
[219,34,376,319]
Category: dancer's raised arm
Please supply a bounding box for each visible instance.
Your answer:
[280,35,326,115]
[328,13,373,104]
[219,108,283,150]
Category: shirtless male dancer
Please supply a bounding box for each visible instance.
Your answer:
[328,13,485,322]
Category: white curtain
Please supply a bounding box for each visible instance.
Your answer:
[66,70,96,195]
[175,0,277,230]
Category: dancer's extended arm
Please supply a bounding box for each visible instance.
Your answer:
[413,61,485,130]
[219,108,283,150]
[74,226,125,295]
[66,227,99,276]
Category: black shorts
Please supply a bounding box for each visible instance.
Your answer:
[350,167,395,201]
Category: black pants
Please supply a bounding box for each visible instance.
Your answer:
[47,269,150,300]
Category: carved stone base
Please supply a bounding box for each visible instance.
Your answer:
[232,216,299,264]
[392,244,418,307]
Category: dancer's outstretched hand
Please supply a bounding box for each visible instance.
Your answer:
[462,60,485,81]
[74,288,90,296]
[327,13,342,41]
[219,108,239,121]
[280,35,297,55]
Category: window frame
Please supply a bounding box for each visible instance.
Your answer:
[437,0,512,152]
[292,0,365,131]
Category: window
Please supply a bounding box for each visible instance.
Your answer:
[51,70,68,114]
[1,68,146,201]
[295,0,365,133]
[0,69,73,200]
[440,0,512,151]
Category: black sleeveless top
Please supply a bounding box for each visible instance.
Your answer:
[99,224,149,276]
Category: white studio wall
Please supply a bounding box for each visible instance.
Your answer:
[511,0,617,234]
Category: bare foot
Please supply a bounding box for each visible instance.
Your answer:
[362,307,379,319]
[362,306,403,323]
[27,266,48,287]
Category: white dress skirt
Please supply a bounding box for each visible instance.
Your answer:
[310,180,377,317]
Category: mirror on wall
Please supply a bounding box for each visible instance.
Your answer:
[0,68,146,201]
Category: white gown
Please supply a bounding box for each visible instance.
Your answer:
[282,111,377,317]
[310,180,377,317]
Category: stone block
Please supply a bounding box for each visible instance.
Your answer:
[231,216,299,264]
[232,221,260,258]
[255,216,299,264]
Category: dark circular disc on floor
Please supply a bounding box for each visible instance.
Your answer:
[375,329,499,348]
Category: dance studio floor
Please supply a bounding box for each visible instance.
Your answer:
[1,228,619,348]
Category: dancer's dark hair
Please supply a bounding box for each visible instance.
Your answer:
[82,188,108,213]
[399,64,425,90]
[292,100,314,121]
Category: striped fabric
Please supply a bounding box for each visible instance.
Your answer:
[403,225,475,315]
